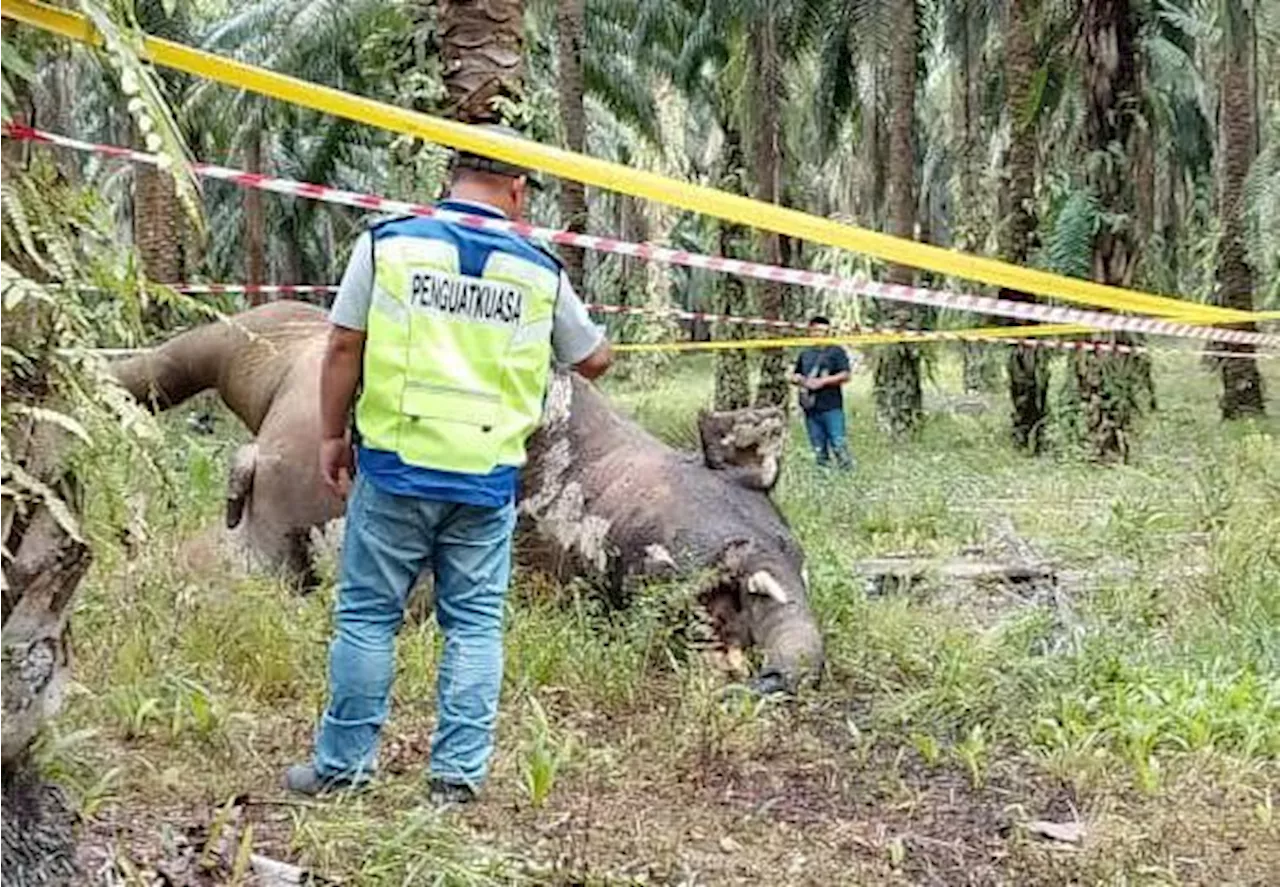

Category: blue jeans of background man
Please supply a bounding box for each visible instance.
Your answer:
[313,474,515,788]
[804,407,853,469]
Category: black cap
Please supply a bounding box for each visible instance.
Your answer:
[452,123,541,186]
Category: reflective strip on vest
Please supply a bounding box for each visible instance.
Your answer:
[356,231,558,474]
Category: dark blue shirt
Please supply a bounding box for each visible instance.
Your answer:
[794,346,851,413]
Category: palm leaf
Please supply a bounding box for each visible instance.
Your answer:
[584,56,661,145]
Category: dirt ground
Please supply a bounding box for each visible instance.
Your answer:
[69,691,1279,885]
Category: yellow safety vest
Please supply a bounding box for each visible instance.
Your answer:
[355,216,560,474]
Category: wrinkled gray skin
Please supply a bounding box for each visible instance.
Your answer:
[114,302,824,691]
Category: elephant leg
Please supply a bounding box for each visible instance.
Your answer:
[232,513,314,592]
[283,529,320,595]
[239,405,343,591]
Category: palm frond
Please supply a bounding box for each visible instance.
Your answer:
[815,22,856,149]
[674,7,728,94]
[200,0,282,54]
[784,0,830,51]
[583,56,661,145]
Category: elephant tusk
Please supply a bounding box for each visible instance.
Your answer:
[747,570,789,604]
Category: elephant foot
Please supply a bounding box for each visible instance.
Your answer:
[282,530,320,595]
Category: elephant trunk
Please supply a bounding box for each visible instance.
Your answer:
[111,301,329,433]
[741,568,825,693]
[113,326,231,413]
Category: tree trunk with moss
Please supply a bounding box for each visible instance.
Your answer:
[714,128,753,411]
[1074,0,1152,461]
[556,0,587,293]
[1217,0,1266,418]
[873,0,922,437]
[245,129,267,305]
[1001,0,1050,452]
[750,15,790,409]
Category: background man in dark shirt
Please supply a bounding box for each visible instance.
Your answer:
[790,316,855,470]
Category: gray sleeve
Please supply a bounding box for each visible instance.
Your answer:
[550,270,606,365]
[328,231,374,330]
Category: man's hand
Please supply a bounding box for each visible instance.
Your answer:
[320,324,366,499]
[574,339,613,380]
[320,436,355,499]
[803,377,823,391]
[811,371,850,390]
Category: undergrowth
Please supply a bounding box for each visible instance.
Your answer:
[49,347,1280,884]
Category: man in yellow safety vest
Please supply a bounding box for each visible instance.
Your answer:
[285,126,612,803]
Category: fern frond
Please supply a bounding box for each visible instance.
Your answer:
[1042,189,1100,280]
[0,261,56,315]
[1,179,57,279]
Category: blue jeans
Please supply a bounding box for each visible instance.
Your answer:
[313,474,515,787]
[804,407,853,469]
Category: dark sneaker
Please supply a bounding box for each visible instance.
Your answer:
[283,763,369,796]
[428,776,477,806]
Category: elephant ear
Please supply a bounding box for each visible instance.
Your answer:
[226,443,258,529]
[697,406,787,493]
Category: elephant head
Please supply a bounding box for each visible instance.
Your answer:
[521,372,824,691]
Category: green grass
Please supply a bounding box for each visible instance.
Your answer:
[48,347,1280,884]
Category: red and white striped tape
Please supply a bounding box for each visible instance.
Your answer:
[64,334,1278,361]
[7,124,1277,350]
[158,283,1275,361]
[174,283,337,297]
[172,283,826,332]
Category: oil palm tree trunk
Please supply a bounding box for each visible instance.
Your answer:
[860,63,884,227]
[0,37,85,881]
[1074,0,1151,461]
[134,163,181,284]
[714,127,753,411]
[958,13,999,396]
[439,0,526,123]
[751,14,790,409]
[245,128,267,305]
[1217,0,1266,418]
[556,0,588,293]
[873,0,922,437]
[1002,0,1050,452]
[244,124,267,304]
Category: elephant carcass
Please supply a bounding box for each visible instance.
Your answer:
[521,375,823,688]
[112,301,824,688]
[113,302,342,587]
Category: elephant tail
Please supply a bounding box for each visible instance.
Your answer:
[226,442,258,529]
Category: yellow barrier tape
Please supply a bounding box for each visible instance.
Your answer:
[612,323,1094,353]
[5,0,1260,328]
